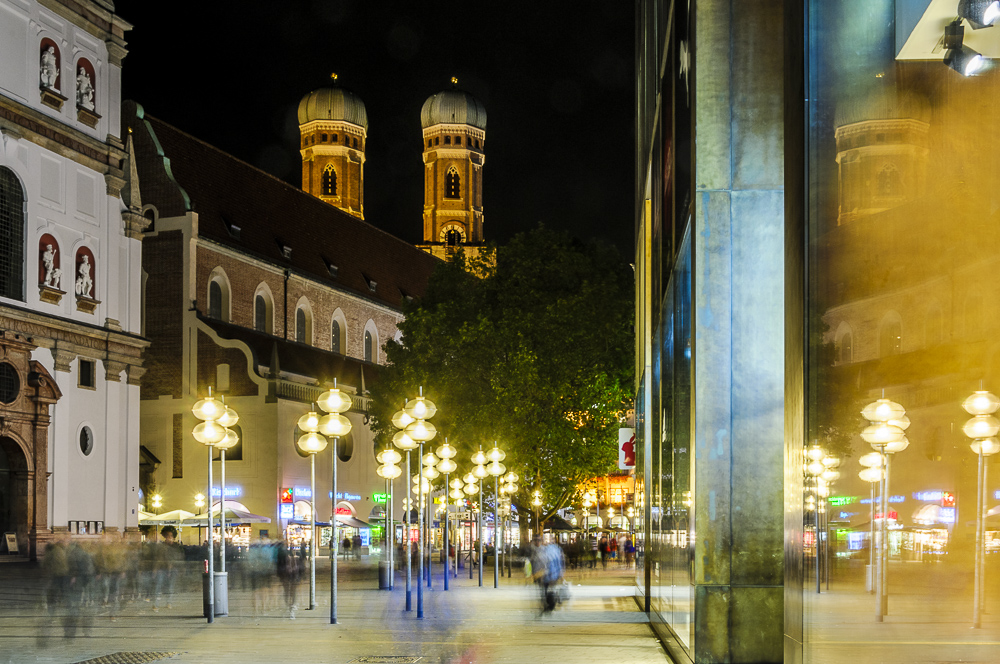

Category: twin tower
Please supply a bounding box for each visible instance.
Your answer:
[297,77,486,261]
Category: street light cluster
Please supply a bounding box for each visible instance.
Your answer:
[804,443,840,594]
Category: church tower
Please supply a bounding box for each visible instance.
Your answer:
[298,75,368,218]
[417,80,487,260]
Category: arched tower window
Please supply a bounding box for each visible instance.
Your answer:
[206,268,231,322]
[363,320,379,363]
[876,164,901,197]
[295,299,313,345]
[835,322,853,364]
[322,165,337,196]
[446,229,462,247]
[331,320,341,354]
[445,168,461,199]
[254,284,275,335]
[0,168,25,301]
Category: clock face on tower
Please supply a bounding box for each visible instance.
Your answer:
[439,225,467,246]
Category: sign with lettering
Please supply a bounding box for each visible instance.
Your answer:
[373,493,389,503]
[294,486,312,499]
[279,488,293,504]
[3,532,17,554]
[279,504,293,519]
[210,486,242,498]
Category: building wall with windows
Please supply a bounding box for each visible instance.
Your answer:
[0,0,147,558]
[126,101,438,542]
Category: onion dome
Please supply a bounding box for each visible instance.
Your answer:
[421,81,487,130]
[298,76,368,130]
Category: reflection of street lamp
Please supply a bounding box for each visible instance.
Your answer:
[151,493,162,514]
[486,444,506,589]
[471,448,489,587]
[194,493,206,545]
[448,476,465,582]
[317,382,353,625]
[532,489,544,535]
[214,402,239,582]
[860,397,909,622]
[377,447,402,591]
[463,472,479,580]
[962,389,1000,629]
[421,459,439,589]
[858,453,883,596]
[626,506,635,536]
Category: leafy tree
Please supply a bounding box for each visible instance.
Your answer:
[369,226,634,534]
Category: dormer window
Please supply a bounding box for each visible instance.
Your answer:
[277,241,292,260]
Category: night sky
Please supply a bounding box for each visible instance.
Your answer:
[115,2,635,254]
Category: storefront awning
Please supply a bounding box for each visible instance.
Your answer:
[336,514,370,529]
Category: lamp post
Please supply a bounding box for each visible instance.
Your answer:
[961,389,1000,629]
[391,406,417,611]
[436,441,458,590]
[195,493,206,545]
[858,452,883,595]
[533,489,544,535]
[448,476,465,581]
[316,382,353,625]
[192,387,229,624]
[463,472,479,579]
[214,401,239,582]
[486,444,506,588]
[501,472,518,578]
[294,405,327,612]
[403,389,438,619]
[471,447,489,587]
[627,506,635,537]
[377,446,403,590]
[421,458,440,589]
[860,397,909,622]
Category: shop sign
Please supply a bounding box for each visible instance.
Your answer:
[995,490,1000,500]
[829,496,856,506]
[294,486,312,499]
[913,490,944,501]
[373,492,389,503]
[939,507,956,523]
[330,492,362,500]
[361,530,371,547]
[335,506,352,515]
[279,503,293,519]
[861,495,904,504]
[941,492,955,507]
[210,486,242,498]
[280,488,293,504]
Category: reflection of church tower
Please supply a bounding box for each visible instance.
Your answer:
[834,92,929,225]
[298,75,367,218]
[417,79,486,260]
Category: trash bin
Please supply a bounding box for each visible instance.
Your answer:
[379,560,392,589]
[214,571,228,616]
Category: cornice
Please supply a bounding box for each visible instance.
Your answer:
[39,0,130,44]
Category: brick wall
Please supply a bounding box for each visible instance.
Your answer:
[141,230,184,399]
[196,330,258,397]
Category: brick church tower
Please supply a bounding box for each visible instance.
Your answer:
[298,75,367,218]
[417,80,487,260]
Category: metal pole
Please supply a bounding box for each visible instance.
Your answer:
[206,442,214,623]
[426,481,432,589]
[869,481,875,595]
[478,482,484,587]
[309,452,316,610]
[331,438,338,624]
[815,481,821,594]
[469,515,474,579]
[405,450,412,612]
[974,451,985,628]
[881,453,891,615]
[444,472,450,591]
[824,499,830,592]
[417,442,424,618]
[875,450,885,622]
[388,472,394,590]
[220,449,226,574]
[494,476,499,589]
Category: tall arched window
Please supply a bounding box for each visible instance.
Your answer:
[296,308,307,343]
[445,168,461,199]
[209,281,223,319]
[0,168,25,301]
[255,295,267,332]
[879,314,902,357]
[840,332,853,364]
[331,320,341,354]
[322,165,337,196]
[364,330,373,362]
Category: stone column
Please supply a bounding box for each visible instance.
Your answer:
[692,0,786,660]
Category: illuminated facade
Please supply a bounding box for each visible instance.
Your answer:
[0,0,146,559]
[636,1,1000,662]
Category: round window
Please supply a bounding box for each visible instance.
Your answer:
[0,364,19,404]
[79,427,94,456]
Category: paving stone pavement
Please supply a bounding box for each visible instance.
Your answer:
[0,558,668,664]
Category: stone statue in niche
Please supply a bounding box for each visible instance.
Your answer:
[42,244,61,289]
[75,255,92,297]
[40,47,58,90]
[76,68,94,111]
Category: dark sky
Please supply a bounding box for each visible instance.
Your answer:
[115,2,635,254]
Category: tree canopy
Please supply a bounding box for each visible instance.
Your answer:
[369,226,634,526]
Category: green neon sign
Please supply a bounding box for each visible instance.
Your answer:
[828,496,857,507]
[373,492,389,503]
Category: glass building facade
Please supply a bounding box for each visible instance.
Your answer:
[635,1,1000,662]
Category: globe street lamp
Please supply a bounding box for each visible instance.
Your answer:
[214,401,239,583]
[192,387,228,624]
[391,405,417,611]
[316,381,353,625]
[500,471,518,578]
[860,397,908,622]
[194,493,206,545]
[436,440,458,590]
[962,389,1000,629]
[533,489,544,535]
[295,405,327,612]
[486,444,506,588]
[858,452,884,595]
[471,447,489,587]
[403,389,437,619]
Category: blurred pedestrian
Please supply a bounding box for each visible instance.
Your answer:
[529,535,565,615]
[277,541,300,618]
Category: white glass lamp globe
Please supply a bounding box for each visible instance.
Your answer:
[319,413,352,437]
[403,396,437,420]
[216,428,239,450]
[504,472,520,483]
[193,420,226,446]
[963,391,1000,416]
[422,452,439,467]
[436,442,457,459]
[970,437,1000,456]
[449,488,465,500]
[487,446,506,463]
[318,388,352,414]
[487,460,506,477]
[861,423,905,447]
[473,464,489,479]
[192,394,224,422]
[377,463,402,479]
[858,452,883,468]
[216,407,239,429]
[297,410,321,433]
[437,458,458,474]
[392,409,414,430]
[963,415,1000,440]
[297,431,328,454]
[382,448,402,465]
[859,467,883,483]
[393,430,418,450]
[471,449,488,466]
[449,478,465,490]
[861,399,906,423]
[463,483,479,496]
[405,419,437,442]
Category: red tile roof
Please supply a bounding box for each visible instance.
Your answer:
[124,101,438,309]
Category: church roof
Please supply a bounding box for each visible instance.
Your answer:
[124,101,437,311]
[421,89,487,130]
[298,86,369,130]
